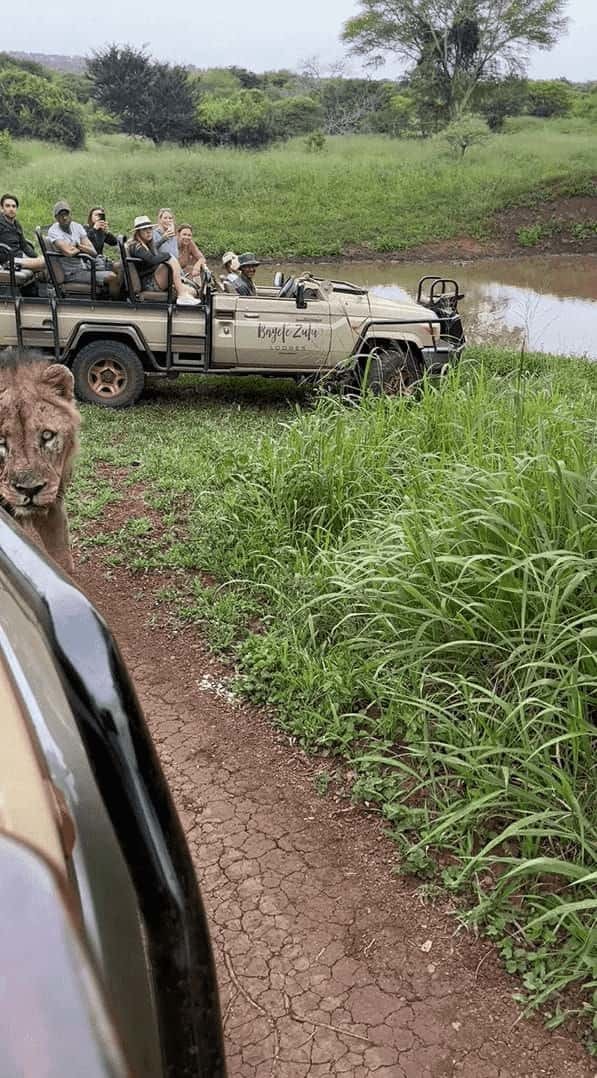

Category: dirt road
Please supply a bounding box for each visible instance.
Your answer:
[79,562,593,1078]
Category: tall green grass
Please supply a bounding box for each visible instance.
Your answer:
[183,350,596,1026]
[7,121,597,257]
[70,347,596,1030]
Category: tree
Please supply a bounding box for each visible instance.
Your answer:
[343,0,569,123]
[271,96,323,138]
[474,75,529,129]
[527,79,573,117]
[440,113,490,156]
[196,89,274,147]
[87,45,196,144]
[370,92,418,136]
[0,68,84,148]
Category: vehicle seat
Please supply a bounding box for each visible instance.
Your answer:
[126,260,169,303]
[37,228,104,298]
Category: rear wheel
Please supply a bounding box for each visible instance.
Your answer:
[72,341,146,408]
[362,344,424,397]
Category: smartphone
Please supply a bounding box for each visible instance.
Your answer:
[97,212,106,221]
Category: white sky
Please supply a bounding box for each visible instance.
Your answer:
[7,0,597,80]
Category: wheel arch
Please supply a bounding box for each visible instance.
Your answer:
[63,323,156,371]
[356,335,423,371]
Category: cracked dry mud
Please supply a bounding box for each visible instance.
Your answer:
[78,564,594,1078]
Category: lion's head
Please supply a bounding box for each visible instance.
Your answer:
[0,351,80,520]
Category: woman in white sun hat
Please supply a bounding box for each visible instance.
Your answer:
[127,215,200,306]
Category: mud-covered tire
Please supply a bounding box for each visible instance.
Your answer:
[362,344,424,397]
[71,340,146,408]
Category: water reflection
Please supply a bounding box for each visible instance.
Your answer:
[293,255,597,359]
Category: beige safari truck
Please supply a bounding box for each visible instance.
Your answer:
[0,233,465,407]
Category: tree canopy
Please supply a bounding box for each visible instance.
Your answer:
[343,0,569,121]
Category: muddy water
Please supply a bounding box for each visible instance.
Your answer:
[269,255,597,359]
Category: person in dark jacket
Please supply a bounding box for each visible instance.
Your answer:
[125,215,200,306]
[85,206,118,258]
[0,193,45,272]
[233,252,260,297]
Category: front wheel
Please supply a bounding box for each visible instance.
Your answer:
[362,345,424,397]
[71,341,146,408]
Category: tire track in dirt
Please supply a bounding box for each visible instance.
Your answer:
[76,561,594,1078]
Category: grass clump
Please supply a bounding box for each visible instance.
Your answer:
[188,350,597,1026]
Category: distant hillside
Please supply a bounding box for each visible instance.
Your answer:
[8,51,87,74]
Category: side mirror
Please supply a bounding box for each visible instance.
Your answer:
[295,283,307,309]
[273,271,284,288]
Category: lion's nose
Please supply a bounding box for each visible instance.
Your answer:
[12,478,47,500]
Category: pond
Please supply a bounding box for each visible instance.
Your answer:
[267,254,597,360]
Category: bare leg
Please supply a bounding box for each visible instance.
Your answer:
[154,258,196,299]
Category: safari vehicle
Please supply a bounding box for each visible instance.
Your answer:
[0,233,465,408]
[0,507,227,1077]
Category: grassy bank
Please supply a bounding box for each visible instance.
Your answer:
[8,119,597,257]
[71,348,597,1037]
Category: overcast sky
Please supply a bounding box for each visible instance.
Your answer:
[7,0,597,80]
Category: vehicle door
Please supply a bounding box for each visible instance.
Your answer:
[234,285,332,369]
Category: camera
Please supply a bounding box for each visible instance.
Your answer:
[97,212,106,221]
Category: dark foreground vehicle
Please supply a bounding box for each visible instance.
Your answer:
[0,508,227,1077]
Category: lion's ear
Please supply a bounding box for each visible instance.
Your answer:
[41,364,75,401]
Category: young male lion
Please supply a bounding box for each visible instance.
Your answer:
[0,350,80,573]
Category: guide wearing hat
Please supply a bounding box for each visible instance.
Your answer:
[232,252,260,297]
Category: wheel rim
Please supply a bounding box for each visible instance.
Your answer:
[385,366,417,396]
[87,356,128,399]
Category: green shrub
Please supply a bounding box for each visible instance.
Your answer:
[0,68,84,149]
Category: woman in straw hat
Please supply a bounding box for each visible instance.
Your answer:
[127,215,200,306]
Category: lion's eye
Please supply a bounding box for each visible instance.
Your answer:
[41,430,56,444]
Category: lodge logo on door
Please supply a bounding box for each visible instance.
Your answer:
[257,322,321,347]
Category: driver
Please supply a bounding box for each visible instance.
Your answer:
[232,252,259,297]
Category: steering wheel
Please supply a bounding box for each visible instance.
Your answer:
[278,276,296,299]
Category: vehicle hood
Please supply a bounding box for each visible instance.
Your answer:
[366,293,432,321]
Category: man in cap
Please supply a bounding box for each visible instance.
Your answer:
[0,194,45,273]
[233,252,260,297]
[221,250,240,287]
[47,200,120,298]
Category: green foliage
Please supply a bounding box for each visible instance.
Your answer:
[0,68,84,148]
[304,129,327,153]
[516,223,545,247]
[196,88,274,147]
[343,0,569,122]
[7,126,597,258]
[439,113,490,157]
[0,129,16,161]
[474,77,529,130]
[271,96,323,138]
[527,80,574,118]
[87,45,196,144]
[370,92,417,136]
[573,88,597,124]
[70,350,597,1026]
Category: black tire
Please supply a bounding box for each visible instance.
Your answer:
[71,340,146,408]
[362,344,424,397]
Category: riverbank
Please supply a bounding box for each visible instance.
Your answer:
[264,192,597,265]
[11,120,597,259]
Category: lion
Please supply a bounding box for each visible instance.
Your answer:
[0,350,80,573]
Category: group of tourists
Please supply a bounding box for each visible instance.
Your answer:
[0,193,263,305]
